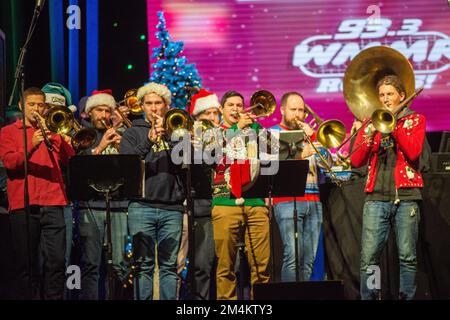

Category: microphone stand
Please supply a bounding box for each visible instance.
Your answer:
[8,3,45,299]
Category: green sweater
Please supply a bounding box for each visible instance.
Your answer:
[212,122,265,207]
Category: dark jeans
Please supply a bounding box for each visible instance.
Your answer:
[9,206,66,300]
[78,207,128,300]
[190,216,216,300]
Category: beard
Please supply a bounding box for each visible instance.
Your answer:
[284,119,301,130]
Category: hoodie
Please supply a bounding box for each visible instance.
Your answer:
[120,119,185,212]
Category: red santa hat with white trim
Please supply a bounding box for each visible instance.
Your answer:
[190,89,220,116]
[85,89,116,114]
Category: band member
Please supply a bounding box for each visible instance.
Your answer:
[185,89,221,299]
[270,92,324,282]
[0,87,75,299]
[120,82,185,300]
[351,75,425,300]
[41,82,77,292]
[212,91,270,300]
[77,90,128,299]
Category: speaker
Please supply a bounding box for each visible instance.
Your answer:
[253,281,345,300]
[430,153,450,173]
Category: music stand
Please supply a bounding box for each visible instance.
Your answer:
[68,155,144,299]
[278,130,304,160]
[234,159,309,289]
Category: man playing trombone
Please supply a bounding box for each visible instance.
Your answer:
[270,92,324,282]
[351,75,425,300]
[0,87,75,299]
[212,90,270,300]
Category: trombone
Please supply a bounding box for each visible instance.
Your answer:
[118,89,142,116]
[114,104,132,128]
[230,90,277,119]
[295,104,347,186]
[44,106,97,151]
[32,111,54,151]
[336,87,423,162]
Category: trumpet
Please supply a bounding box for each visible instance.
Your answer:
[32,111,54,151]
[43,106,97,151]
[100,119,123,151]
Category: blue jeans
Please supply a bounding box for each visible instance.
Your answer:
[360,200,420,300]
[79,208,128,300]
[128,202,183,300]
[274,200,323,282]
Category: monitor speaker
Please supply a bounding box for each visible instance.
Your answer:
[253,280,345,300]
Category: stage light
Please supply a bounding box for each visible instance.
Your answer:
[127,64,133,70]
[140,34,146,41]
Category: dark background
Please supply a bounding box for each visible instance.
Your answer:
[0,0,149,115]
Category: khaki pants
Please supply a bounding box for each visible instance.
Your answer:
[212,205,270,300]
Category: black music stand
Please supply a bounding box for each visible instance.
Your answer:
[278,130,304,160]
[68,155,144,299]
[234,159,309,293]
[279,130,306,281]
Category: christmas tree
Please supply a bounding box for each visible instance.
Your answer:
[150,11,203,110]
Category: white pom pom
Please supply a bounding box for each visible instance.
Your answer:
[68,105,77,113]
[235,198,245,206]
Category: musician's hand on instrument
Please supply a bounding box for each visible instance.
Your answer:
[365,123,376,144]
[237,112,253,129]
[61,134,72,145]
[148,127,158,143]
[32,129,45,147]
[112,135,122,149]
[300,122,315,137]
[308,118,318,130]
[97,128,117,152]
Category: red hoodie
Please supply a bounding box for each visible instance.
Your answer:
[0,120,75,211]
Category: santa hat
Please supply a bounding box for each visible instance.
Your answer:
[137,82,171,106]
[41,82,77,113]
[190,89,220,116]
[85,89,116,114]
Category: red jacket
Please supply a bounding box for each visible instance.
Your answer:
[350,111,425,193]
[0,120,75,211]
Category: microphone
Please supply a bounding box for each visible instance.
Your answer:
[36,0,46,12]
